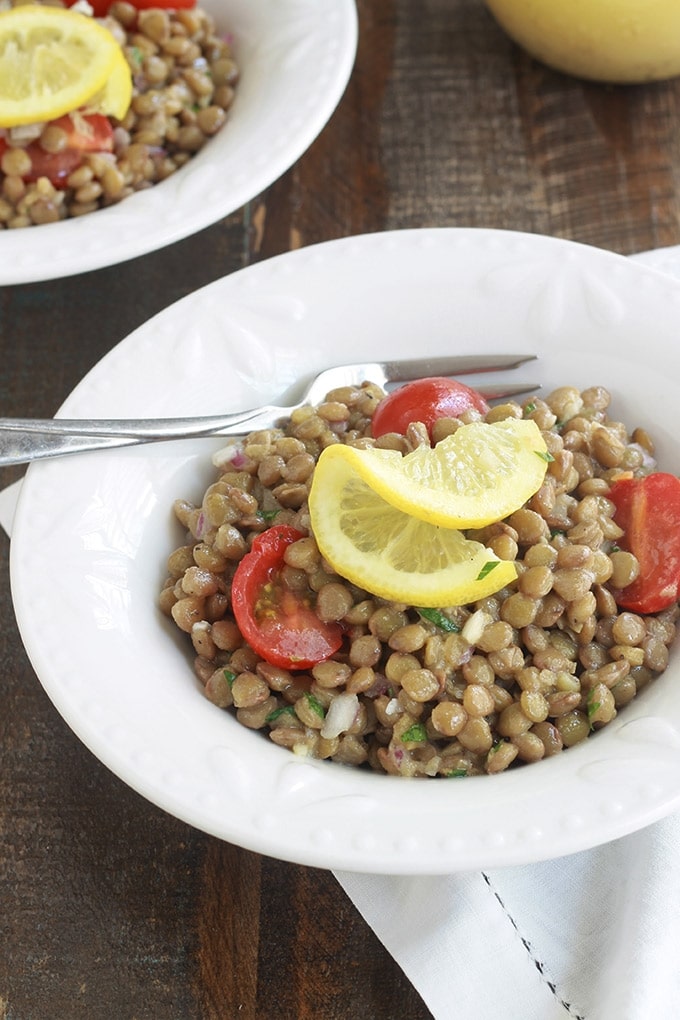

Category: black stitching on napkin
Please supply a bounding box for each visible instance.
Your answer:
[481,873,586,1020]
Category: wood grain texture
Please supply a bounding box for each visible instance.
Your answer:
[3,0,680,1016]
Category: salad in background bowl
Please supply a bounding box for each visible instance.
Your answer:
[0,0,358,283]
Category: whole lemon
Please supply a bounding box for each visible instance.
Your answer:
[485,0,680,83]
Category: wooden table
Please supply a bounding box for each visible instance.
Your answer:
[2,1,680,1016]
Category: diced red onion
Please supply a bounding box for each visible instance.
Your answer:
[363,673,389,699]
[212,441,247,469]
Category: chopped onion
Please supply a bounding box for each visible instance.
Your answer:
[462,609,492,645]
[384,698,401,718]
[9,122,44,143]
[629,443,657,473]
[320,693,359,739]
[363,673,389,698]
[212,441,247,469]
[194,511,207,539]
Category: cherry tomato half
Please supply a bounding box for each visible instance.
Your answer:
[0,114,114,188]
[231,525,344,671]
[371,377,490,441]
[608,472,680,613]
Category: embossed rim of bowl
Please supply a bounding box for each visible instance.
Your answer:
[0,0,358,285]
[10,227,680,873]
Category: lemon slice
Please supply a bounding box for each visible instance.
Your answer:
[0,5,131,128]
[308,458,517,606]
[324,418,549,530]
[83,45,133,121]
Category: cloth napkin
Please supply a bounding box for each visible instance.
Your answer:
[3,247,680,1020]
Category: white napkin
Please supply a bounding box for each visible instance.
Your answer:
[4,247,680,1020]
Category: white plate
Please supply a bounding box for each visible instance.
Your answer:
[0,0,357,285]
[10,228,680,874]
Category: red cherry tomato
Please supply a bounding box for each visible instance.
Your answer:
[231,525,344,671]
[608,472,680,613]
[49,113,115,152]
[371,377,490,441]
[0,114,114,188]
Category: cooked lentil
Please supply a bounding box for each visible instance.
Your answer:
[160,384,679,777]
[0,0,238,228]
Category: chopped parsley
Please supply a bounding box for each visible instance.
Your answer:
[476,561,500,581]
[257,508,281,524]
[223,669,236,687]
[523,402,537,416]
[587,689,601,724]
[401,723,428,743]
[265,705,296,723]
[305,693,326,719]
[535,449,555,463]
[417,607,461,632]
[446,768,468,778]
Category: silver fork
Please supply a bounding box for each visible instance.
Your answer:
[0,353,538,466]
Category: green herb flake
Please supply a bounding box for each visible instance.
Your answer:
[401,723,428,744]
[305,693,326,719]
[550,528,565,538]
[476,561,500,582]
[523,402,537,416]
[587,689,601,723]
[534,449,555,463]
[265,705,296,723]
[417,607,461,633]
[257,508,281,524]
[446,768,468,778]
[223,669,236,687]
[129,46,144,67]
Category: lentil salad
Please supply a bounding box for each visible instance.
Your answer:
[0,0,238,228]
[159,382,679,778]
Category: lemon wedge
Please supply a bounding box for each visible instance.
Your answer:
[0,5,132,128]
[308,456,517,607]
[321,418,549,530]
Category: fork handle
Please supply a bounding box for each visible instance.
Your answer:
[0,404,288,466]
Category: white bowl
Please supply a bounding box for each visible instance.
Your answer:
[0,0,358,284]
[10,228,680,874]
